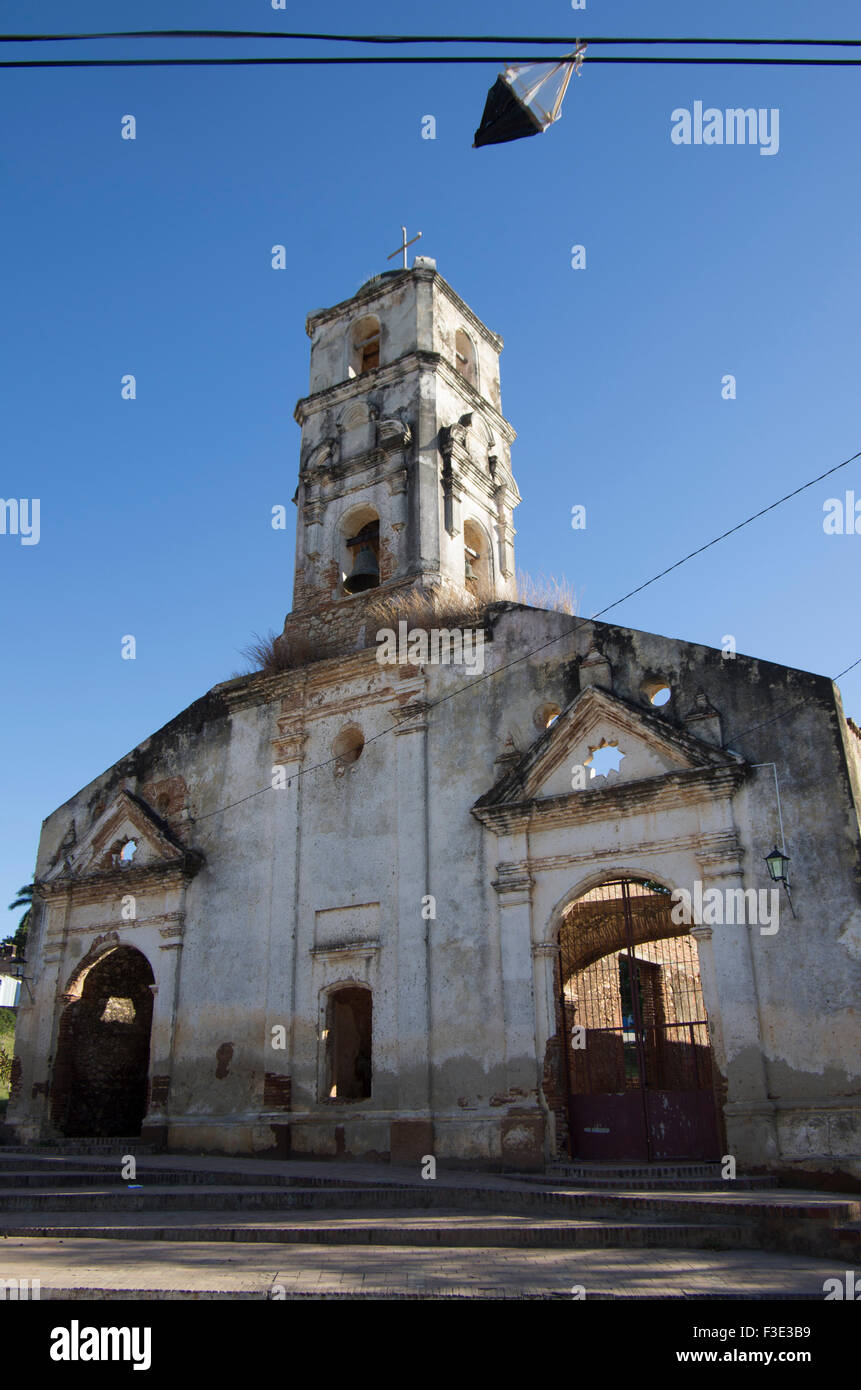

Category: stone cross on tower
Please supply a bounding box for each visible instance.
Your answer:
[387,225,422,270]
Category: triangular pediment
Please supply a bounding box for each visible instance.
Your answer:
[474,686,742,815]
[42,790,194,885]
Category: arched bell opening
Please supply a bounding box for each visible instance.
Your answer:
[454,328,478,389]
[347,315,381,377]
[463,518,492,600]
[555,877,721,1162]
[51,945,155,1138]
[339,506,381,596]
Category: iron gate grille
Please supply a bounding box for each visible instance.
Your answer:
[558,878,721,1161]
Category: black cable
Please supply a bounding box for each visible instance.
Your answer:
[2,31,861,46]
[591,449,861,621]
[5,55,861,69]
[190,447,861,824]
[732,657,861,741]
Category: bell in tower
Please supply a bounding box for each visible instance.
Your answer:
[343,522,381,595]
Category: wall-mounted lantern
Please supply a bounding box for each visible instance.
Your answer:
[764,846,790,885]
[764,846,795,917]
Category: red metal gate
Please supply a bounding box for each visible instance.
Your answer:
[559,878,721,1161]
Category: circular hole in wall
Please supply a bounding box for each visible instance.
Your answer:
[643,681,672,707]
[535,702,562,732]
[332,725,365,766]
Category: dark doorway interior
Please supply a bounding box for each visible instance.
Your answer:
[326,986,372,1101]
[52,946,155,1137]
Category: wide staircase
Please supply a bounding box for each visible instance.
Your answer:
[0,1147,857,1271]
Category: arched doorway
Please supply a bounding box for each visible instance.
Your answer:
[558,877,721,1161]
[52,946,155,1138]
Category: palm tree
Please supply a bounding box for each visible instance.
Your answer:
[3,884,33,953]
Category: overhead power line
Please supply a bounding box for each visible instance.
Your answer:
[6,30,861,69]
[5,56,861,70]
[2,31,861,46]
[733,654,861,741]
[590,448,861,621]
[190,446,861,824]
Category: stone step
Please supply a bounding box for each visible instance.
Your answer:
[0,1160,768,1193]
[0,1175,852,1221]
[1,1141,160,1156]
[527,1174,778,1192]
[831,1221,861,1256]
[0,1183,751,1226]
[517,1162,780,1192]
[0,1167,391,1190]
[0,1210,753,1249]
[552,1161,725,1175]
[0,1179,853,1231]
[539,1163,779,1189]
[0,1184,579,1215]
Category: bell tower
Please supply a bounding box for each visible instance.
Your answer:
[283,253,520,656]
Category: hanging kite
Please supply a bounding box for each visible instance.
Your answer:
[473,45,587,148]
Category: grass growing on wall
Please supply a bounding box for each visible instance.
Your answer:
[236,570,578,676]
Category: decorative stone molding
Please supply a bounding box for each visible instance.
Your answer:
[695,834,744,880]
[386,467,408,496]
[303,498,325,558]
[440,422,469,538]
[512,829,738,879]
[36,789,204,908]
[62,909,184,937]
[579,642,612,691]
[690,925,714,942]
[37,863,198,909]
[474,684,746,837]
[494,735,522,772]
[391,700,429,733]
[310,941,381,963]
[492,862,534,899]
[684,690,723,747]
[271,731,309,765]
[493,491,517,577]
[302,441,337,476]
[475,765,745,835]
[378,419,412,455]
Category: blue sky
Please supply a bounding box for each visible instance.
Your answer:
[2,0,859,923]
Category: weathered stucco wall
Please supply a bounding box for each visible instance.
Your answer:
[8,606,861,1178]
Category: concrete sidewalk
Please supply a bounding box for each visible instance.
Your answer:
[0,1235,845,1299]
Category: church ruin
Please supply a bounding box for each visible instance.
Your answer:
[7,258,861,1181]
